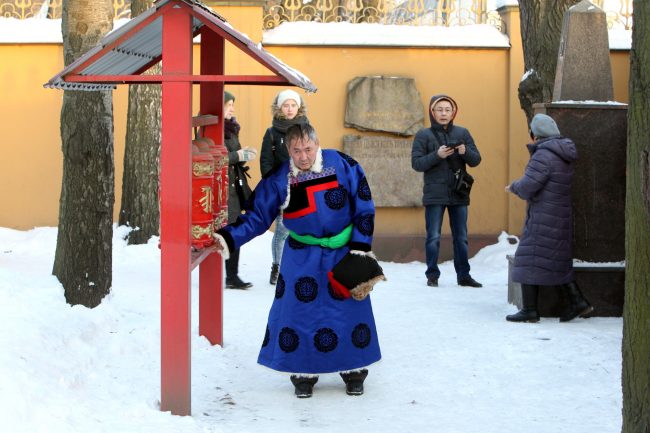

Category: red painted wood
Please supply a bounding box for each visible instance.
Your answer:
[188,8,275,71]
[199,251,223,345]
[192,115,220,128]
[191,245,219,270]
[159,6,193,417]
[198,27,225,347]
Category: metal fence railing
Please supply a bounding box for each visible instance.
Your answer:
[0,0,131,20]
[262,0,633,31]
[593,0,633,30]
[263,0,503,30]
[0,0,632,31]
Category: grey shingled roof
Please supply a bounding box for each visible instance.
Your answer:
[44,0,316,92]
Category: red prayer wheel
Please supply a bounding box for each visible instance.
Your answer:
[191,144,215,249]
[194,137,229,230]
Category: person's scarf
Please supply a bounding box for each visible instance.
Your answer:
[224,117,240,139]
[272,115,308,133]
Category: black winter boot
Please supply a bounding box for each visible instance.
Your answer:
[225,249,252,289]
[290,375,318,398]
[225,275,252,289]
[269,263,280,285]
[506,284,540,323]
[340,369,368,396]
[559,281,593,322]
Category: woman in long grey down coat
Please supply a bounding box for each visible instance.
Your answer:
[505,113,593,323]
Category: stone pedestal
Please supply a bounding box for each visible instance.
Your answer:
[537,103,627,262]
[507,255,624,317]
[507,102,627,317]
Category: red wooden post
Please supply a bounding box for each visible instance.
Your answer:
[198,28,225,346]
[160,5,193,416]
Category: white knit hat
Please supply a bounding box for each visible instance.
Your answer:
[276,89,301,108]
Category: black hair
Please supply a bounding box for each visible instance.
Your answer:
[286,123,317,146]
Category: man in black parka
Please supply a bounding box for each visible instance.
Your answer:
[411,94,482,288]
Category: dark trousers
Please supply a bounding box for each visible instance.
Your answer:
[225,248,240,280]
[424,204,470,280]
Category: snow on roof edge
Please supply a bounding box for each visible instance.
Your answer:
[0,17,632,51]
[262,21,511,48]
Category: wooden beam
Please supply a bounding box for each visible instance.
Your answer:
[159,4,193,417]
[198,26,225,347]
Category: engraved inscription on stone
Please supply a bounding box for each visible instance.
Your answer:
[344,76,424,136]
[343,135,423,207]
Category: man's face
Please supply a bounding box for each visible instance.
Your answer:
[288,135,319,171]
[431,100,454,125]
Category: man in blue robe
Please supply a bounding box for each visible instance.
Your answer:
[214,123,384,398]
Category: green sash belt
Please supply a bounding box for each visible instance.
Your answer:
[288,224,353,249]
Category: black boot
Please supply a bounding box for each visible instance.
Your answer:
[506,284,540,323]
[225,275,252,289]
[559,281,593,322]
[269,263,279,285]
[290,375,318,398]
[225,248,252,289]
[339,369,368,396]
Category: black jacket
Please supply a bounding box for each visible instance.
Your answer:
[259,126,290,177]
[224,133,252,223]
[411,95,481,206]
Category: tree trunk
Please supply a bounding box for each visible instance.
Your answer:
[622,1,650,431]
[52,0,114,308]
[118,0,161,245]
[516,0,579,122]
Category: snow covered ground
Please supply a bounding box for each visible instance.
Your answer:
[0,226,622,433]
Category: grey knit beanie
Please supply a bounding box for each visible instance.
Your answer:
[530,113,561,138]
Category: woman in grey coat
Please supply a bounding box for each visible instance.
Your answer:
[505,113,593,322]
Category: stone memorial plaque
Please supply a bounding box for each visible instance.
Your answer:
[343,135,422,207]
[344,76,424,136]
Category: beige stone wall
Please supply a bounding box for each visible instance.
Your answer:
[0,5,630,241]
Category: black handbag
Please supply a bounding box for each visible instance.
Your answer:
[454,169,474,195]
[234,163,253,206]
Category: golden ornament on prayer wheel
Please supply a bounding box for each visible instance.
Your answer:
[194,137,229,230]
[191,143,215,249]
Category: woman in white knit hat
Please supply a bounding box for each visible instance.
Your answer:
[259,89,310,285]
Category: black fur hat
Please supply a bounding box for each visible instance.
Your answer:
[327,251,386,300]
